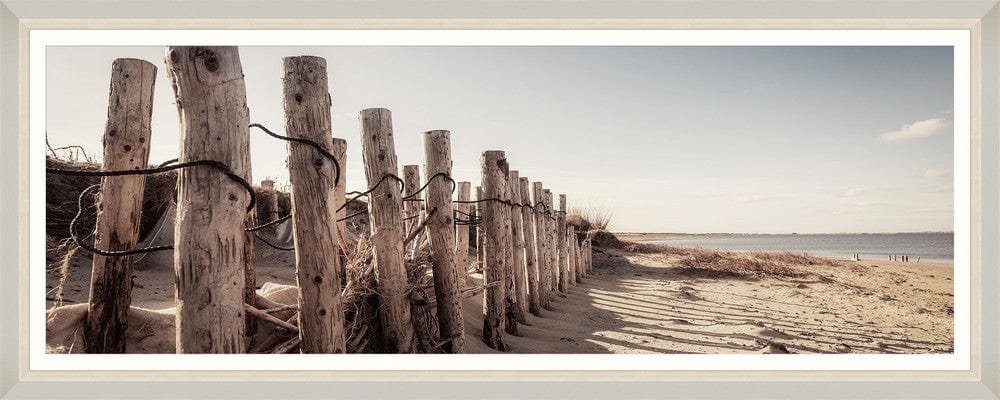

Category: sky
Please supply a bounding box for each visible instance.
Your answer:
[46,46,954,234]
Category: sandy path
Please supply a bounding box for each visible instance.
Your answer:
[48,244,953,354]
[467,248,953,354]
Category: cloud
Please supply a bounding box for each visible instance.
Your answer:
[923,168,949,179]
[841,188,865,197]
[734,194,763,203]
[878,118,952,142]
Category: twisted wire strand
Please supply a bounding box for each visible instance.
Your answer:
[68,185,174,257]
[47,159,257,213]
[249,123,341,188]
[400,172,457,201]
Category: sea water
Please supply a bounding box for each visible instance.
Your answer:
[647,232,953,263]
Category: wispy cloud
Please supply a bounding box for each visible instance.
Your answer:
[878,118,952,142]
[841,188,865,197]
[734,194,763,203]
[923,168,949,179]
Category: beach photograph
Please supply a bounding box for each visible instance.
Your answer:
[43,44,955,355]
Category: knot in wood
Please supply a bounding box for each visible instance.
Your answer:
[195,48,220,72]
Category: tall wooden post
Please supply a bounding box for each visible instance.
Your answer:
[508,170,529,323]
[476,186,485,267]
[331,137,352,260]
[166,46,250,353]
[282,56,347,353]
[566,224,576,286]
[520,178,541,316]
[557,194,569,293]
[534,186,552,308]
[455,182,472,285]
[358,108,414,353]
[480,151,509,350]
[421,130,466,353]
[584,238,594,274]
[402,164,423,235]
[499,162,518,335]
[574,233,583,283]
[84,58,156,353]
[543,190,557,298]
[260,180,280,225]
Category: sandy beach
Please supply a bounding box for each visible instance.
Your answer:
[48,233,953,354]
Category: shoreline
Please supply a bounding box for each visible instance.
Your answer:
[614,232,955,265]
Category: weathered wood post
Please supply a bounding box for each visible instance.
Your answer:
[543,190,557,297]
[585,238,593,274]
[543,189,559,302]
[402,164,423,235]
[508,170,529,323]
[557,194,569,293]
[499,163,518,334]
[531,182,552,308]
[567,226,578,285]
[358,108,414,352]
[84,58,156,353]
[166,46,250,353]
[476,186,485,268]
[421,130,466,353]
[520,178,541,316]
[480,150,509,350]
[282,55,347,353]
[574,233,584,283]
[331,137,352,260]
[455,182,473,285]
[260,180,280,225]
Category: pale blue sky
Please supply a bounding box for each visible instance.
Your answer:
[46,46,954,233]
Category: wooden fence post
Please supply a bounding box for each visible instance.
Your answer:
[531,183,551,310]
[480,150,510,350]
[455,182,472,285]
[331,137,352,261]
[476,186,485,268]
[557,194,569,293]
[521,178,541,316]
[421,130,466,353]
[499,162,518,335]
[574,233,584,283]
[84,58,156,353]
[566,228,580,286]
[585,238,593,274]
[587,238,594,273]
[260,180,280,225]
[282,55,347,353]
[166,46,250,353]
[542,189,556,304]
[359,108,415,353]
[402,164,422,235]
[508,170,529,323]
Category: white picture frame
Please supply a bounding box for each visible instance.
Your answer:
[1,1,997,399]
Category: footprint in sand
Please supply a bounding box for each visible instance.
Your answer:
[678,286,702,301]
[758,341,792,354]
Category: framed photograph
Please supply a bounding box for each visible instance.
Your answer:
[1,1,997,399]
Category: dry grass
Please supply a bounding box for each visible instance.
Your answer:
[673,249,832,279]
[340,234,445,353]
[590,230,837,278]
[567,203,613,232]
[47,157,177,241]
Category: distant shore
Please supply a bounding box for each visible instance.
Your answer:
[614,232,954,264]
